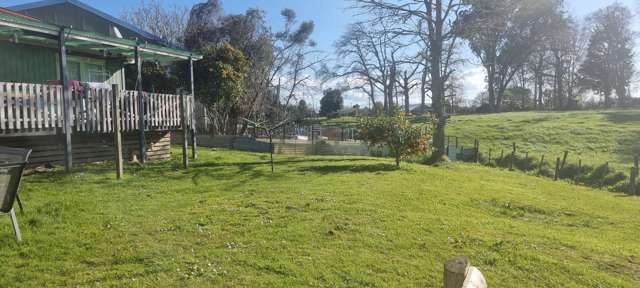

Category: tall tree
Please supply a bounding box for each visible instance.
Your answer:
[194,43,250,134]
[334,21,402,115]
[580,3,635,107]
[354,0,466,159]
[461,0,559,111]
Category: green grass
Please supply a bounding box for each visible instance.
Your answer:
[2,148,640,287]
[447,109,640,170]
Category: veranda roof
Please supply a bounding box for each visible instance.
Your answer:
[0,8,202,62]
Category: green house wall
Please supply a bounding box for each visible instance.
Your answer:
[0,41,126,88]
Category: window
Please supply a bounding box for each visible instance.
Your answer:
[87,63,108,83]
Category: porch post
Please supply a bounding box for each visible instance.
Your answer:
[58,27,73,172]
[135,45,146,164]
[189,56,197,159]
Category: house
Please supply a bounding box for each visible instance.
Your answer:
[0,0,201,169]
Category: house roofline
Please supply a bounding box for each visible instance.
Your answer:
[8,0,166,45]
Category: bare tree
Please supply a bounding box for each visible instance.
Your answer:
[354,0,467,159]
[122,0,189,46]
[334,21,402,115]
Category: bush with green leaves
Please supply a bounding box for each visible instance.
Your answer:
[358,113,431,167]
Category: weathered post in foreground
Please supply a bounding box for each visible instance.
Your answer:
[111,85,123,179]
[444,256,487,288]
[179,89,189,170]
[554,157,561,181]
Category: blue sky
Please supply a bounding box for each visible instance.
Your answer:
[3,0,638,106]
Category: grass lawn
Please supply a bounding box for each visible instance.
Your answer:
[447,109,640,170]
[2,148,640,287]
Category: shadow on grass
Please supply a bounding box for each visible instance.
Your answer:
[298,163,398,174]
[602,110,640,124]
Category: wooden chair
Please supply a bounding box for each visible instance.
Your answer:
[0,146,32,242]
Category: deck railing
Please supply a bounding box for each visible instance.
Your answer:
[0,82,193,136]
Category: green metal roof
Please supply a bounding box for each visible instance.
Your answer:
[0,9,202,62]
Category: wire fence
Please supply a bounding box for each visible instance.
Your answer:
[445,135,639,196]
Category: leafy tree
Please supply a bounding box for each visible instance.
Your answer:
[194,43,250,134]
[580,3,635,107]
[293,99,311,123]
[358,113,431,167]
[461,0,560,112]
[319,88,344,117]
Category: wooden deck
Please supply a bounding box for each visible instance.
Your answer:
[0,82,194,136]
[0,81,196,166]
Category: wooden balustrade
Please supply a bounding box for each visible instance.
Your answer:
[0,82,193,136]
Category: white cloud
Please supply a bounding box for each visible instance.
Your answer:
[460,65,487,100]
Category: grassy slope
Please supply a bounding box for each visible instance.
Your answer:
[447,109,640,170]
[1,148,640,287]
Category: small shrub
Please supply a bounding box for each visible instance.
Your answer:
[583,163,611,187]
[603,171,627,187]
[558,164,582,180]
[359,113,431,167]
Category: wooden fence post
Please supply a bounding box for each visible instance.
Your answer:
[539,154,545,173]
[444,256,487,288]
[444,256,468,288]
[631,156,638,196]
[554,157,561,181]
[474,139,480,163]
[111,85,123,179]
[561,151,569,169]
[179,90,188,170]
[509,142,516,171]
[488,148,492,165]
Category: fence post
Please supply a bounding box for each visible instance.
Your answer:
[179,90,189,170]
[444,256,468,288]
[509,142,516,171]
[474,139,480,163]
[539,155,545,173]
[631,156,638,196]
[554,157,561,181]
[111,84,123,180]
[561,151,569,169]
[488,148,492,165]
[443,256,487,288]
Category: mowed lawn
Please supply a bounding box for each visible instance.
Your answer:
[1,148,640,287]
[447,109,640,170]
